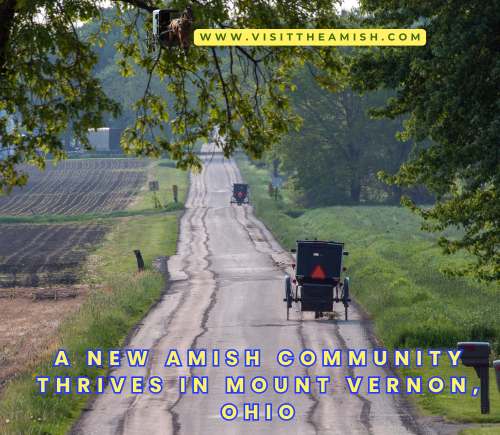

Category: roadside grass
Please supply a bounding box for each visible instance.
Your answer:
[0,203,184,224]
[399,354,500,423]
[459,429,500,434]
[84,214,179,283]
[126,158,189,213]
[0,271,164,435]
[236,154,500,424]
[0,213,180,434]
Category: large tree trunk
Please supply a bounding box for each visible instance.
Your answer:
[350,185,361,202]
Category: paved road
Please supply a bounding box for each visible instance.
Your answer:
[72,146,459,435]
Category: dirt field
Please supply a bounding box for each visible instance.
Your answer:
[0,286,94,393]
[0,223,112,288]
[0,159,148,216]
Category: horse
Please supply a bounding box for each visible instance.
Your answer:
[167,5,194,60]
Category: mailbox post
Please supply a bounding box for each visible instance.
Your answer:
[134,250,145,271]
[457,342,491,414]
[493,360,500,393]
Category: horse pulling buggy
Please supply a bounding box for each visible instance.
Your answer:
[284,240,350,321]
[147,6,194,60]
[230,183,250,206]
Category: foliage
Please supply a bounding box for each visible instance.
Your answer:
[1,0,346,195]
[267,59,414,205]
[150,190,161,208]
[348,0,500,283]
[0,0,121,194]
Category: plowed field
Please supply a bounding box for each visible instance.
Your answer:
[0,223,112,288]
[0,159,148,216]
[0,285,94,393]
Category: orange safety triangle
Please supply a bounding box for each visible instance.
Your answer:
[311,265,326,279]
[238,191,242,196]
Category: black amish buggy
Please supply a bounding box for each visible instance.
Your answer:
[147,9,182,51]
[230,183,250,206]
[284,240,350,321]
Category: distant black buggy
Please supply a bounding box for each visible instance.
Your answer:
[230,183,250,206]
[284,240,350,321]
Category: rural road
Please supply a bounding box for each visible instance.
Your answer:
[71,144,461,435]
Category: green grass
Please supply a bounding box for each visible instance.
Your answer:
[84,214,179,283]
[0,213,180,434]
[0,203,184,224]
[399,354,500,424]
[459,429,500,434]
[126,158,189,212]
[236,154,500,425]
[0,271,164,434]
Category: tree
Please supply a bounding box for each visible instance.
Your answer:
[349,0,500,283]
[270,61,412,205]
[0,0,345,194]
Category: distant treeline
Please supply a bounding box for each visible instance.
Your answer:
[264,53,435,206]
[75,11,433,206]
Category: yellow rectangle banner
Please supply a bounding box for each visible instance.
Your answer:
[193,29,426,46]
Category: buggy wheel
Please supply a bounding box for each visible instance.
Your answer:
[285,276,291,320]
[287,294,290,321]
[343,277,349,321]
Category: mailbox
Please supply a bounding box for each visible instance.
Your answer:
[457,342,491,414]
[457,342,491,367]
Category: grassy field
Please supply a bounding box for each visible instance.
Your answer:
[236,154,500,426]
[84,214,179,283]
[0,154,186,433]
[459,429,500,434]
[0,205,184,224]
[0,212,180,434]
[0,271,164,434]
[126,158,189,213]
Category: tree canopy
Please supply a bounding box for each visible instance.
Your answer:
[349,0,500,283]
[0,0,346,194]
[267,59,414,206]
